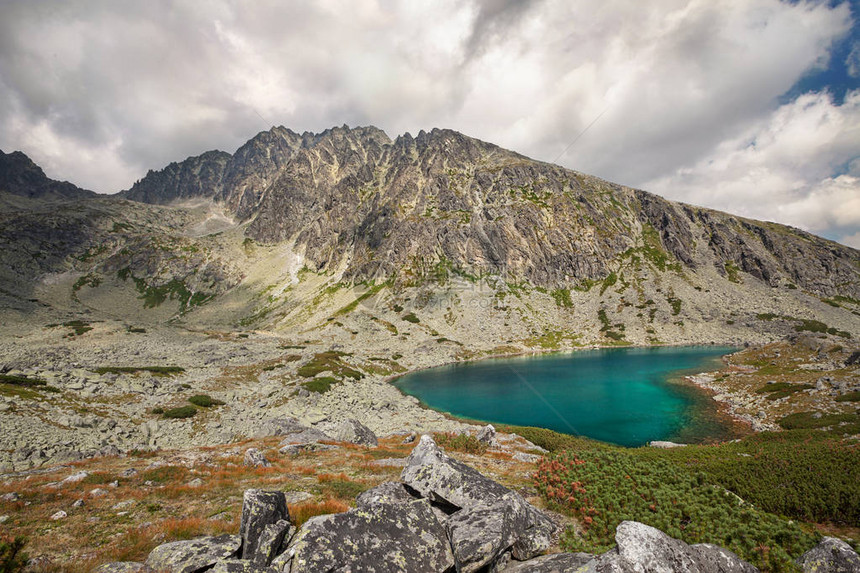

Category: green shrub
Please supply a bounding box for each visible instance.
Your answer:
[92,366,184,376]
[402,312,420,323]
[0,374,47,388]
[162,406,197,419]
[151,407,164,415]
[302,377,339,394]
[188,394,224,408]
[433,432,487,455]
[0,536,28,573]
[835,391,860,402]
[551,289,573,308]
[755,383,814,400]
[535,449,817,571]
[777,411,860,432]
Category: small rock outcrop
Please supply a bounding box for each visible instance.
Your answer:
[243,448,271,468]
[327,418,378,447]
[274,497,454,572]
[477,424,497,446]
[502,552,595,572]
[144,535,241,573]
[596,521,757,573]
[797,536,860,573]
[401,435,555,571]
[239,490,288,560]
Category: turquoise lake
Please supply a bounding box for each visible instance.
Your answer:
[393,346,739,447]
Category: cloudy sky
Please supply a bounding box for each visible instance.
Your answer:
[1,0,859,247]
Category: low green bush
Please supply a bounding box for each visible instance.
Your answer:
[835,391,860,402]
[0,536,28,573]
[302,376,339,394]
[188,394,224,408]
[534,449,817,571]
[162,406,197,419]
[402,312,420,323]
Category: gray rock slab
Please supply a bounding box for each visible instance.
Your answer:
[209,559,277,573]
[274,498,453,573]
[502,552,596,572]
[144,535,241,573]
[597,521,758,573]
[328,418,378,447]
[252,519,293,566]
[240,490,288,560]
[355,481,419,508]
[797,536,860,573]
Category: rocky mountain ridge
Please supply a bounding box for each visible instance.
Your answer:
[121,125,860,297]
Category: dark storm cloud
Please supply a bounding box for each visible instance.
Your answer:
[0,0,857,246]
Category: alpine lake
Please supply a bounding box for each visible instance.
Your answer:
[393,346,742,447]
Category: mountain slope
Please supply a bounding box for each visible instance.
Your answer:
[0,149,96,201]
[122,125,860,299]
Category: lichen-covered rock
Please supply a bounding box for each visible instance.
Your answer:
[355,481,418,508]
[274,498,454,572]
[501,552,595,572]
[240,490,288,560]
[92,562,151,573]
[253,417,309,438]
[596,521,758,573]
[328,418,378,447]
[447,496,523,572]
[477,424,497,446]
[144,535,241,573]
[277,442,337,456]
[277,427,331,446]
[252,519,293,566]
[243,448,271,468]
[797,536,860,573]
[401,434,511,508]
[401,435,555,564]
[209,559,277,573]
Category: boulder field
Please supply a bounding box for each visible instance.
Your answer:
[92,435,857,573]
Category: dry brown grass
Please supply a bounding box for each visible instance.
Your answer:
[289,498,350,528]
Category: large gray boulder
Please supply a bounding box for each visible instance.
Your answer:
[401,435,555,568]
[328,418,378,447]
[355,480,418,507]
[239,490,289,560]
[797,536,860,572]
[277,427,332,446]
[273,498,454,572]
[597,521,758,573]
[502,552,595,572]
[144,535,241,573]
[254,417,309,438]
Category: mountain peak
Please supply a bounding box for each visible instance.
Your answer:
[0,149,95,201]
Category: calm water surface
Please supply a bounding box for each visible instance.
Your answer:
[394,346,739,447]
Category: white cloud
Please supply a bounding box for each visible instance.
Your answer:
[644,90,860,241]
[0,0,856,247]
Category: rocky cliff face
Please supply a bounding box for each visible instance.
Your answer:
[122,126,860,299]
